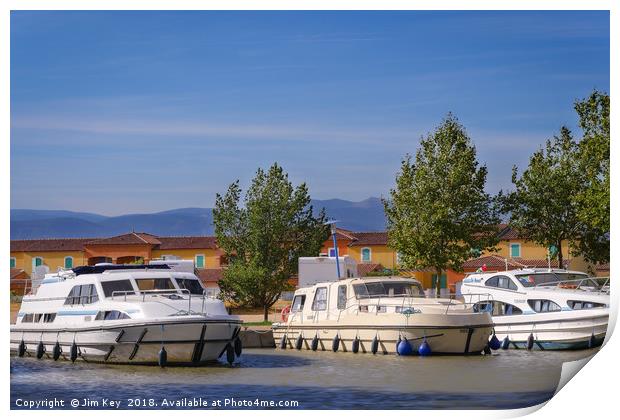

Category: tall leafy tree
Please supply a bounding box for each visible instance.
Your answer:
[574,90,610,263]
[213,163,328,320]
[508,127,584,268]
[384,114,501,296]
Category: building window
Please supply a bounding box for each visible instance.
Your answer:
[328,248,339,257]
[64,256,74,269]
[33,257,43,267]
[10,257,16,268]
[195,254,205,268]
[361,247,372,262]
[510,243,521,258]
[548,245,558,257]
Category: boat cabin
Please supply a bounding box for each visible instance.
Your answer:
[289,276,427,323]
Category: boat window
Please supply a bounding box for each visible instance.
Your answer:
[135,278,175,291]
[473,300,523,316]
[337,285,347,309]
[65,284,99,304]
[359,305,369,312]
[21,314,33,323]
[353,281,423,298]
[556,273,589,282]
[34,313,43,322]
[311,287,328,311]
[567,300,606,310]
[485,277,498,287]
[528,299,561,313]
[497,276,518,291]
[101,279,135,298]
[291,294,306,312]
[43,313,56,323]
[353,284,369,298]
[95,310,131,321]
[515,273,564,287]
[376,305,386,313]
[366,282,386,296]
[175,278,204,295]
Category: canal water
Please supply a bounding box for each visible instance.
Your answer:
[11,348,598,410]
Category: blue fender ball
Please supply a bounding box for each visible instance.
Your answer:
[418,339,431,356]
[397,338,413,356]
[489,334,501,351]
[501,336,510,350]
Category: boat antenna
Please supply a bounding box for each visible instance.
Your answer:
[324,220,341,279]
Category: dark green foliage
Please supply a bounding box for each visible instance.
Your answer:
[384,114,502,295]
[213,163,329,320]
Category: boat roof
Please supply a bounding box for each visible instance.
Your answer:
[465,268,587,278]
[349,276,422,284]
[71,264,173,276]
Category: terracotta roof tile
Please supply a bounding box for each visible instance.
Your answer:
[86,232,161,246]
[498,226,523,240]
[10,268,27,279]
[10,238,93,252]
[462,255,567,271]
[157,236,218,250]
[357,263,385,276]
[196,268,223,283]
[349,231,388,246]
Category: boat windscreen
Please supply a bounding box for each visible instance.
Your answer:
[135,278,175,291]
[175,278,204,294]
[353,281,424,298]
[101,280,135,298]
[515,272,589,287]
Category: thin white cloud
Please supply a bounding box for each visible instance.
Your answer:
[11,115,418,146]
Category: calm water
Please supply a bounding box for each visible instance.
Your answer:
[11,348,597,410]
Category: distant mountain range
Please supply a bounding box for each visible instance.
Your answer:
[10,198,386,239]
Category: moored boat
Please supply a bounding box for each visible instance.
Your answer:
[460,269,609,350]
[10,263,242,365]
[272,276,494,355]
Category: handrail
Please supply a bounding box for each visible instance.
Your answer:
[110,288,202,314]
[534,277,610,293]
[326,292,494,321]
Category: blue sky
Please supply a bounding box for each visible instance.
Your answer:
[10,11,610,215]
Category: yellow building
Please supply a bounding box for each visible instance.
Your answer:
[320,226,595,290]
[10,232,225,289]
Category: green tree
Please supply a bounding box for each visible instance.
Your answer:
[508,127,584,268]
[213,163,328,320]
[383,114,501,296]
[574,90,610,263]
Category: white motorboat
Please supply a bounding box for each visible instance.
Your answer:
[10,264,242,365]
[460,269,609,350]
[272,276,494,355]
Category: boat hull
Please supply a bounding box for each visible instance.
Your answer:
[272,321,493,355]
[10,318,242,365]
[491,309,608,350]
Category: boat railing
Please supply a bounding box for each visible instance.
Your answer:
[534,277,609,293]
[329,292,494,321]
[110,288,205,314]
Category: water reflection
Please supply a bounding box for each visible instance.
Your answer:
[11,348,598,410]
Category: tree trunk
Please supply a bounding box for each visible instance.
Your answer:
[557,241,564,269]
[435,269,442,297]
[263,304,269,322]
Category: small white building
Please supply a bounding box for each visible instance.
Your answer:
[298,256,358,288]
